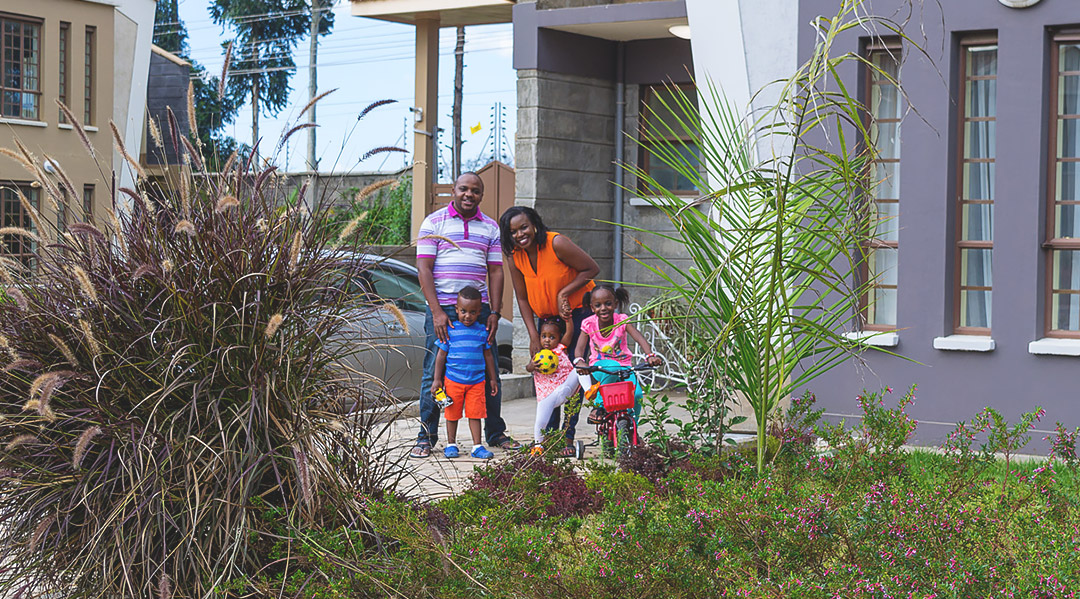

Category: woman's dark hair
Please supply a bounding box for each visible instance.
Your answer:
[582,284,629,311]
[537,316,567,337]
[498,206,550,255]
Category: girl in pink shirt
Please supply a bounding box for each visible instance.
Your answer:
[573,285,662,420]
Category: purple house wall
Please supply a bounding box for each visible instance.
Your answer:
[799,0,1080,445]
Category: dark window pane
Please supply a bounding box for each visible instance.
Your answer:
[960,248,993,288]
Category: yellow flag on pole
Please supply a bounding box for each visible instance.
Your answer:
[470,122,482,135]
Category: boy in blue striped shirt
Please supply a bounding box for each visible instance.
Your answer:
[433,286,500,459]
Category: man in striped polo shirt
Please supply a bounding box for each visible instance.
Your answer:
[411,172,520,458]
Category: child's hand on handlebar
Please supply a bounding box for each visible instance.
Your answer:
[573,357,588,375]
[646,353,663,367]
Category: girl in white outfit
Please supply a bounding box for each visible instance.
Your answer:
[527,317,581,444]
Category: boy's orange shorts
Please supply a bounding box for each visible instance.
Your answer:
[444,378,487,420]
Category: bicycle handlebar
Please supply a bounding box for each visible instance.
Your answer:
[579,363,655,377]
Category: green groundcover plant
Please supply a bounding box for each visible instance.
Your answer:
[226,392,1080,598]
[0,99,403,597]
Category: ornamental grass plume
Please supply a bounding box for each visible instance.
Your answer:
[0,104,407,598]
[215,195,240,213]
[147,114,164,150]
[71,426,100,470]
[70,266,97,304]
[265,313,284,339]
[110,121,147,181]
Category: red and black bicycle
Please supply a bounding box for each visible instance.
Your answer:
[574,363,655,460]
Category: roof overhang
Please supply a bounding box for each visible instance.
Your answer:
[150,44,190,67]
[546,17,687,42]
[349,0,514,26]
[515,0,688,42]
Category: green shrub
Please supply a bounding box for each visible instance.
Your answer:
[583,466,654,502]
[320,176,411,246]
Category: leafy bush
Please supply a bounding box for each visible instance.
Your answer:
[0,108,400,597]
[319,175,411,246]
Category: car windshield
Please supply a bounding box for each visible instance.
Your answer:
[369,267,425,312]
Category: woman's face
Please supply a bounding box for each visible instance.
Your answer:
[508,213,537,250]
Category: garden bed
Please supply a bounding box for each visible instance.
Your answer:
[227,392,1080,598]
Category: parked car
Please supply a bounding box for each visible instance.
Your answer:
[333,253,513,401]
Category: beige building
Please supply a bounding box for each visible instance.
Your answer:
[1,0,154,266]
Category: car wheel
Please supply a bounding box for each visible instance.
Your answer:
[498,351,513,375]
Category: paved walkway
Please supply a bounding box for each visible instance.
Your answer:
[384,390,759,500]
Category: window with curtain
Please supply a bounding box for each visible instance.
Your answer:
[59,22,69,123]
[1,183,38,269]
[1046,34,1080,337]
[955,40,997,334]
[1,16,42,120]
[639,84,699,195]
[862,43,902,329]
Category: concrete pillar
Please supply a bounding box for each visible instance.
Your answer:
[412,15,440,238]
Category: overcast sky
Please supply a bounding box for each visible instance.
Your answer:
[177,0,517,176]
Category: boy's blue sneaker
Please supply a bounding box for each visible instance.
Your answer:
[444,445,460,459]
[470,446,494,460]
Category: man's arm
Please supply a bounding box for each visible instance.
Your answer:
[417,256,451,343]
[485,262,504,345]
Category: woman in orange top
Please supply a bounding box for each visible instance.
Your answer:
[500,206,599,451]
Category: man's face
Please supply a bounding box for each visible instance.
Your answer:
[451,174,484,217]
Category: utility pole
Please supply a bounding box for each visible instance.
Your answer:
[452,26,465,180]
[251,44,260,163]
[306,0,321,172]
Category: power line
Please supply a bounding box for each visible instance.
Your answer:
[224,41,513,76]
[183,29,512,67]
[154,3,337,29]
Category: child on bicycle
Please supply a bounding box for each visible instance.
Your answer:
[527,316,581,448]
[572,285,662,422]
[433,286,500,460]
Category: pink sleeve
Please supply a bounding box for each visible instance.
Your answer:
[416,217,437,259]
[487,232,503,266]
[613,313,629,334]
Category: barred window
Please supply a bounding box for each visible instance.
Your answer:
[59,22,69,122]
[953,38,997,334]
[1,183,38,269]
[861,42,902,329]
[83,184,94,223]
[84,26,95,125]
[1045,33,1080,336]
[1,16,42,120]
